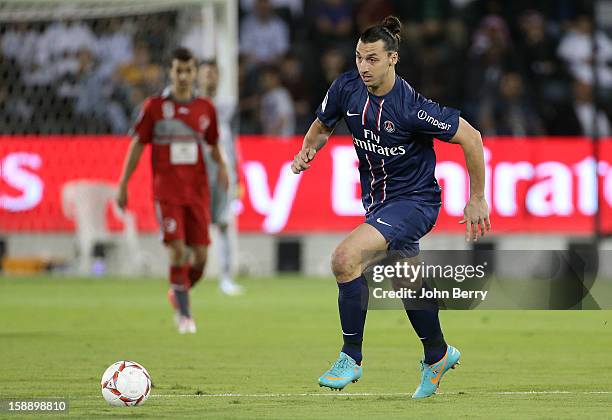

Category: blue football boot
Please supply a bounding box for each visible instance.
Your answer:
[318,352,362,391]
[412,345,461,399]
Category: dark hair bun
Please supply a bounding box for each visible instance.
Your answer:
[359,14,401,50]
[382,15,401,41]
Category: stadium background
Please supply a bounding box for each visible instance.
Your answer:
[1,0,612,277]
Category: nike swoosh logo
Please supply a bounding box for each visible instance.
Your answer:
[324,376,348,381]
[342,331,359,336]
[430,357,448,384]
[376,218,392,227]
[346,111,360,116]
[431,350,448,384]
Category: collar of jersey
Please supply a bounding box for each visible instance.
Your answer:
[364,74,400,99]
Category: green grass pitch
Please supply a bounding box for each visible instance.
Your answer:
[1,276,611,418]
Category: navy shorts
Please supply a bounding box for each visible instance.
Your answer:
[365,199,441,256]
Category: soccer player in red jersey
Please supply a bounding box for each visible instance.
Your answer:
[117,47,228,334]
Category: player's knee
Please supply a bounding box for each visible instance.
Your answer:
[193,253,207,266]
[194,256,207,267]
[192,246,208,266]
[167,241,186,265]
[331,246,358,281]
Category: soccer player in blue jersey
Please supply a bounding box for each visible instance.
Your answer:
[291,16,491,398]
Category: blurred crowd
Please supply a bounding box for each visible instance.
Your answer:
[238,0,612,138]
[1,0,612,138]
[0,13,175,134]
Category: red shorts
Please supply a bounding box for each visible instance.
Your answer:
[154,200,211,246]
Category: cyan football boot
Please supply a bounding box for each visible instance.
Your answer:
[412,345,461,399]
[318,352,362,391]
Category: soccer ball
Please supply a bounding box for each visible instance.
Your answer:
[100,360,151,406]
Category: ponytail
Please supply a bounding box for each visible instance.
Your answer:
[360,15,402,51]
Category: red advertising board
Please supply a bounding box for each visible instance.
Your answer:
[1,135,611,234]
[0,136,156,232]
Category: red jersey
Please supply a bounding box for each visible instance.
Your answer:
[131,93,219,204]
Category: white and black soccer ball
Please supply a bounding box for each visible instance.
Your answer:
[100,360,151,406]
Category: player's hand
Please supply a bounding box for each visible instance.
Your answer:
[116,184,128,211]
[217,163,229,191]
[459,196,491,242]
[291,148,316,174]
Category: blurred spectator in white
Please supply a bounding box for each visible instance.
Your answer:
[259,66,295,136]
[34,14,97,84]
[545,79,611,137]
[1,22,40,76]
[312,0,354,46]
[58,48,128,133]
[95,18,133,79]
[485,71,543,136]
[571,79,610,136]
[116,41,163,109]
[557,14,612,88]
[573,79,610,137]
[240,0,289,68]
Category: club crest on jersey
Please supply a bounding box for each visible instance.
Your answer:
[383,120,395,133]
[162,101,174,119]
[163,217,177,233]
[199,115,210,131]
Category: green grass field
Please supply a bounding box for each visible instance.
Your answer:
[1,276,611,419]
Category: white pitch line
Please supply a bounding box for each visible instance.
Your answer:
[151,392,409,398]
[149,390,612,398]
[495,391,612,395]
[40,391,612,400]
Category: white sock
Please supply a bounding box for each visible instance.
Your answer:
[217,226,232,281]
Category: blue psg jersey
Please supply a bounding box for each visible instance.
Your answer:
[316,69,460,214]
